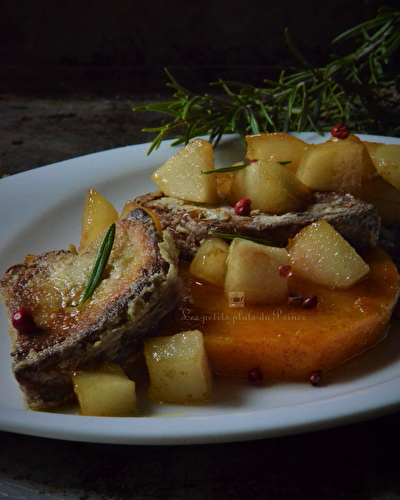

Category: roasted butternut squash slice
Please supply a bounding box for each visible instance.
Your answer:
[165,248,399,381]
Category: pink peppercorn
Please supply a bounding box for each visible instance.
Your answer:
[309,370,322,386]
[278,264,292,278]
[300,295,318,309]
[234,198,252,216]
[11,308,36,334]
[248,367,264,386]
[331,124,350,140]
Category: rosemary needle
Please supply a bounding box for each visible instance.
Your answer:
[201,161,292,175]
[202,163,251,175]
[79,222,116,307]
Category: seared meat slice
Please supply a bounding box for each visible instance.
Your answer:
[0,209,181,408]
[133,191,380,261]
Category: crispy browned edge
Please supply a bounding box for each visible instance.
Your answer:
[0,208,181,408]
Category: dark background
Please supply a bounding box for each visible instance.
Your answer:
[1,0,396,97]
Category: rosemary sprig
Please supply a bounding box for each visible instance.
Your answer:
[79,222,116,307]
[134,8,400,154]
[211,233,274,247]
[202,163,249,175]
[201,160,291,175]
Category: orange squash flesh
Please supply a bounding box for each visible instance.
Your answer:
[164,248,399,381]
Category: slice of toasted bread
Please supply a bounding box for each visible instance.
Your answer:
[133,191,380,261]
[0,209,181,408]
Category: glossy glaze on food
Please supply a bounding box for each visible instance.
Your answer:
[0,209,181,408]
[164,248,399,380]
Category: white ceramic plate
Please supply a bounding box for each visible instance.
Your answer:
[1,132,400,445]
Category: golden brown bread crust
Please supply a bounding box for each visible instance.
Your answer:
[133,191,381,261]
[0,209,181,408]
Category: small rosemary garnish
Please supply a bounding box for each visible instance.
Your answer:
[202,163,251,175]
[211,233,274,247]
[134,8,400,154]
[201,160,291,175]
[79,222,116,307]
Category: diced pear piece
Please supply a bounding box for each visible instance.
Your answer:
[144,330,212,405]
[296,135,376,197]
[361,175,400,226]
[287,220,370,288]
[189,237,229,287]
[150,138,218,204]
[363,142,400,191]
[224,238,290,305]
[362,141,381,159]
[80,188,118,250]
[329,133,366,145]
[246,132,309,172]
[72,362,137,417]
[227,160,311,214]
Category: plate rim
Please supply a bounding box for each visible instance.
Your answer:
[1,132,400,445]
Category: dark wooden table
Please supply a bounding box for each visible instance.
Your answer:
[1,93,400,500]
